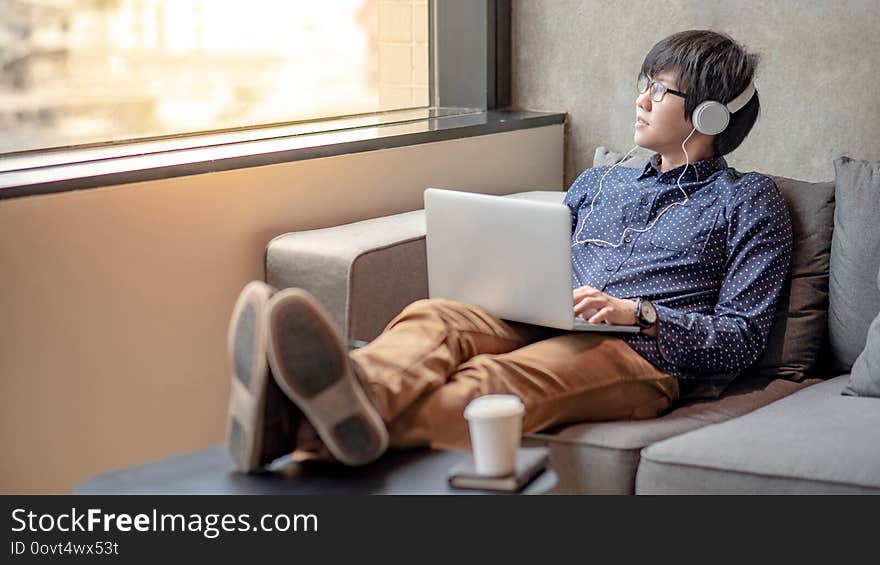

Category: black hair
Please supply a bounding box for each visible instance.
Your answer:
[639,30,761,157]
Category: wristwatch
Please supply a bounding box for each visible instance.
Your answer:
[635,297,657,331]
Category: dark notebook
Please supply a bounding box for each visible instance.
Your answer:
[447,447,549,492]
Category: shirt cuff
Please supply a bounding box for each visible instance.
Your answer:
[653,303,691,367]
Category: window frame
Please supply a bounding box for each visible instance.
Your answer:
[0,0,549,200]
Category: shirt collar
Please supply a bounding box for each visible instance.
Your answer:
[637,152,728,184]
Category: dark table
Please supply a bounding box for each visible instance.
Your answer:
[74,445,556,495]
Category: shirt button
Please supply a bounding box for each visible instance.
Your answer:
[624,236,632,243]
[605,265,615,271]
[640,196,649,206]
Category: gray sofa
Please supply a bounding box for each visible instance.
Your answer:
[265,149,880,494]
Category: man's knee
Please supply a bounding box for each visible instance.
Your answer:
[387,298,460,332]
[400,297,466,318]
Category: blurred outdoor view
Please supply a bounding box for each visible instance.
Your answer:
[0,0,429,154]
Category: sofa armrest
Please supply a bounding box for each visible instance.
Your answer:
[266,210,428,344]
[265,190,564,345]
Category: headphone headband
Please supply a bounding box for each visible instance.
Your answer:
[725,81,756,113]
[691,79,757,136]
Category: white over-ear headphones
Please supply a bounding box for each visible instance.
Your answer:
[691,80,757,135]
[571,76,757,252]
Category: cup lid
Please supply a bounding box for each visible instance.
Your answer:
[463,394,524,420]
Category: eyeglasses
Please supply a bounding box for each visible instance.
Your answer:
[638,73,687,102]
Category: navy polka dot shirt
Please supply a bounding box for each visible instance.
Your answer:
[564,153,793,399]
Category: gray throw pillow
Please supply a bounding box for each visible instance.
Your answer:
[591,146,834,381]
[828,156,880,373]
[843,265,880,397]
[593,146,652,169]
[750,176,834,380]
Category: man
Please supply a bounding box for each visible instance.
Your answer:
[226,29,792,471]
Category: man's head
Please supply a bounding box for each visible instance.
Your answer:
[634,30,761,160]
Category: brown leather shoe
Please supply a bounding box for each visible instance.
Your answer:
[226,281,303,473]
[266,288,389,467]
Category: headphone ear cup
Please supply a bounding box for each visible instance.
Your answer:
[692,101,730,135]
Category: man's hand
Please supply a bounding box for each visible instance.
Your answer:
[573,285,637,326]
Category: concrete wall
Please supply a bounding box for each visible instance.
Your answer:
[511,0,880,186]
[0,125,563,493]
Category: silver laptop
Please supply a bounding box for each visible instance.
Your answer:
[424,188,639,333]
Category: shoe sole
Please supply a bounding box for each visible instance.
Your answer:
[226,281,274,473]
[266,289,389,467]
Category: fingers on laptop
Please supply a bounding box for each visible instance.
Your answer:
[574,296,608,316]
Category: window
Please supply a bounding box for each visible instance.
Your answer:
[0,0,523,199]
[0,0,429,154]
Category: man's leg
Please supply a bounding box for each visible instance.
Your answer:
[270,294,554,465]
[385,332,679,450]
[349,297,557,425]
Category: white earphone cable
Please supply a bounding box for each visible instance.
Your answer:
[572,127,699,249]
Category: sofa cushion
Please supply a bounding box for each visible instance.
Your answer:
[526,375,820,494]
[829,156,880,373]
[592,147,834,382]
[637,376,880,494]
[843,264,880,397]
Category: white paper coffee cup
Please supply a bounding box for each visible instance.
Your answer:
[463,394,525,476]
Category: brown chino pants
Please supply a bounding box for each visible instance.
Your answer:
[349,298,679,451]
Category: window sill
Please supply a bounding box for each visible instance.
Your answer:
[0,109,565,200]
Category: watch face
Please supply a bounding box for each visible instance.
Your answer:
[643,301,657,324]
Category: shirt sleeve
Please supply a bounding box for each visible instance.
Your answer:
[653,175,793,373]
[563,166,606,233]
